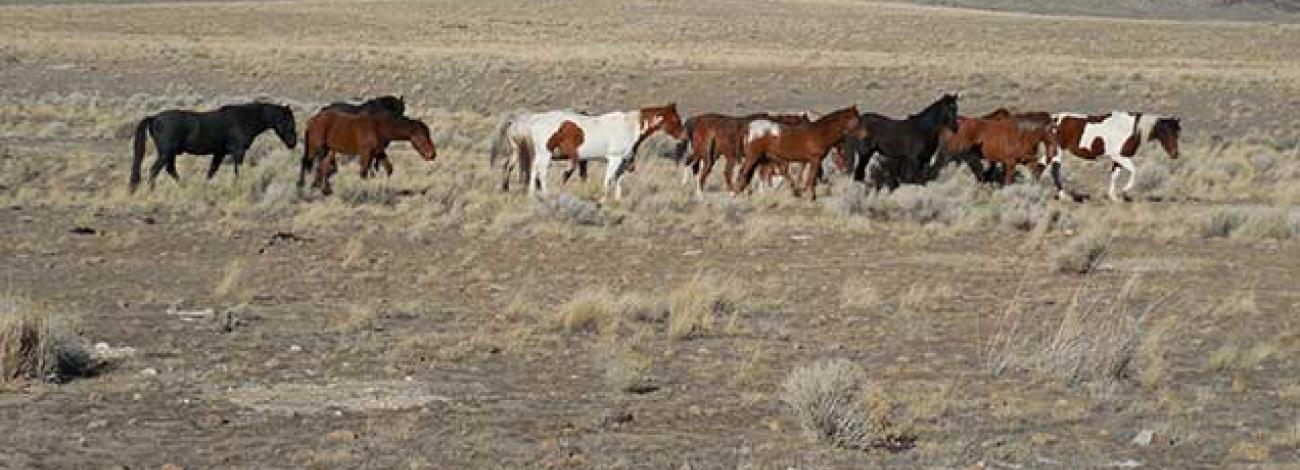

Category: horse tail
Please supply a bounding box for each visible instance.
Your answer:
[489,112,520,169]
[129,115,154,192]
[673,117,694,164]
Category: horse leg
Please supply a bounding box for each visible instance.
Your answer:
[530,143,551,196]
[147,152,171,190]
[732,150,762,197]
[379,152,394,178]
[207,153,226,180]
[359,153,374,180]
[602,156,622,202]
[229,150,245,183]
[163,154,182,184]
[1003,160,1018,186]
[1114,155,1137,202]
[803,160,820,202]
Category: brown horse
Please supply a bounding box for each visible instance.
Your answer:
[734,107,861,201]
[300,110,437,195]
[942,109,1064,196]
[675,112,815,194]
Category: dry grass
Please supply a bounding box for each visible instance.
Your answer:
[780,358,875,450]
[597,344,653,394]
[840,278,884,311]
[987,276,1167,388]
[0,295,94,383]
[666,273,744,340]
[329,305,378,333]
[213,258,245,299]
[1051,229,1111,274]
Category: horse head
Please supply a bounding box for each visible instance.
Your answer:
[268,104,298,149]
[644,103,686,140]
[1151,117,1181,159]
[409,119,438,161]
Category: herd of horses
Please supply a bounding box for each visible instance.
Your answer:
[128,93,1182,203]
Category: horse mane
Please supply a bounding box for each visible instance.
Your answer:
[909,94,956,132]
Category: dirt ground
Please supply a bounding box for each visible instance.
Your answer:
[1,1,1298,469]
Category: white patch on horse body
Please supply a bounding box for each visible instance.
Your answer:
[505,108,653,200]
[747,120,781,143]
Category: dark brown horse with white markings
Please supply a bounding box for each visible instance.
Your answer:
[674,112,815,194]
[734,107,861,201]
[1050,111,1181,201]
[300,110,437,195]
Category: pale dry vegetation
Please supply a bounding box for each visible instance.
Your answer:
[0,295,94,383]
[987,276,1170,389]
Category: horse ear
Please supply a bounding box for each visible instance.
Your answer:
[398,94,405,102]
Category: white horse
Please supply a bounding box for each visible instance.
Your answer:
[489,104,685,201]
[1050,111,1182,201]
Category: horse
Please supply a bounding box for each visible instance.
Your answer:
[1050,111,1181,201]
[673,112,816,195]
[299,110,437,196]
[321,95,405,118]
[489,103,685,201]
[129,102,297,192]
[733,106,861,201]
[320,95,407,172]
[941,109,1066,198]
[847,93,960,191]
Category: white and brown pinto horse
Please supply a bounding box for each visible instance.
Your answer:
[1050,111,1182,201]
[490,104,685,201]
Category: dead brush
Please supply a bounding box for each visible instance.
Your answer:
[986,276,1170,388]
[0,296,95,383]
[667,273,744,340]
[1051,229,1111,274]
[779,359,876,450]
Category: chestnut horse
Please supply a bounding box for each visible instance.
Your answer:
[1050,111,1181,201]
[942,109,1064,197]
[734,107,861,201]
[299,110,437,195]
[674,113,815,194]
[848,94,959,191]
[319,95,407,174]
[489,104,684,201]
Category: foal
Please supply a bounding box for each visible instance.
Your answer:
[734,107,860,201]
[300,110,437,195]
[675,112,813,194]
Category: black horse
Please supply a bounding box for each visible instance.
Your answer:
[318,95,406,174]
[130,102,297,192]
[320,95,406,118]
[847,93,960,190]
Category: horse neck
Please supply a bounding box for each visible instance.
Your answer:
[249,105,278,131]
[1134,113,1158,141]
[382,118,419,140]
[808,111,853,145]
[909,100,951,134]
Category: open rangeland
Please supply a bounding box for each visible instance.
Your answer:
[1,0,1298,468]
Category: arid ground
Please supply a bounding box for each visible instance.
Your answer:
[1,1,1298,468]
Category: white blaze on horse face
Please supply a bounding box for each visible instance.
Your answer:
[747,120,781,143]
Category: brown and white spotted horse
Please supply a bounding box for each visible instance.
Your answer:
[1050,111,1181,201]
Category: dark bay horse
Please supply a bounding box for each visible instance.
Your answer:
[734,107,860,201]
[321,95,405,118]
[300,110,437,195]
[942,109,1065,196]
[320,95,407,172]
[848,94,959,190]
[674,112,815,194]
[129,102,297,192]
